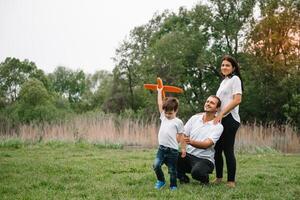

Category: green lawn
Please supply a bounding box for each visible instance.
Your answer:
[0,141,299,200]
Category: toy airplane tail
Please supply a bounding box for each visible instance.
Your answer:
[144,77,183,99]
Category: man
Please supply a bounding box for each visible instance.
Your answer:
[177,95,224,185]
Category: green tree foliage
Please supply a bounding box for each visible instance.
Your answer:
[107,0,299,128]
[244,0,300,125]
[79,70,113,112]
[145,7,214,113]
[210,0,256,56]
[48,66,86,112]
[110,12,171,113]
[15,79,60,123]
[109,1,257,119]
[283,94,300,128]
[0,57,49,103]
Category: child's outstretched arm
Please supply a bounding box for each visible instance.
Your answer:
[157,87,163,113]
[177,134,187,158]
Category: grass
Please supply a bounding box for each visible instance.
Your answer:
[0,140,299,200]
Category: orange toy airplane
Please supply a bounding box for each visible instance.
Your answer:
[144,77,183,99]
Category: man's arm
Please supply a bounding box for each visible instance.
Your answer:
[184,124,223,149]
[157,87,163,113]
[183,136,214,149]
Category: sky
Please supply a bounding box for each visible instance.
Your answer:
[0,0,200,74]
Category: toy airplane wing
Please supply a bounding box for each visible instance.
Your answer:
[144,84,183,93]
[143,84,158,91]
[163,86,183,93]
[144,77,183,98]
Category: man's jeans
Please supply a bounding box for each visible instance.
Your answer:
[153,145,179,187]
[177,153,214,184]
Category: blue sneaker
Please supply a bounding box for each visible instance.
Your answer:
[154,181,166,189]
[170,186,177,191]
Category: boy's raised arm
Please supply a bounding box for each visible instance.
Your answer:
[157,87,163,113]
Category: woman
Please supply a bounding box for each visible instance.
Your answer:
[213,55,243,188]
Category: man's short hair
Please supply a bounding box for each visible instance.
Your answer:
[209,95,222,108]
[163,97,179,112]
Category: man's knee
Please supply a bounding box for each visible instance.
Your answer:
[191,167,206,179]
[191,162,212,183]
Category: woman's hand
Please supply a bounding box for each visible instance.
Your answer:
[213,114,223,124]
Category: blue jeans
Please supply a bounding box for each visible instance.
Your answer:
[153,145,179,187]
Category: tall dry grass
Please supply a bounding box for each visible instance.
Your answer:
[237,122,300,153]
[1,113,299,153]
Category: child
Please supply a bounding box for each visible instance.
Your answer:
[153,87,186,191]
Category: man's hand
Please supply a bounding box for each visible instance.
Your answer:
[183,135,191,145]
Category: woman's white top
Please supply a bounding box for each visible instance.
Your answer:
[216,75,242,123]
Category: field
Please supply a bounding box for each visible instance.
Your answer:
[0,141,299,200]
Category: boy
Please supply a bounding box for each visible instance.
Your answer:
[153,87,186,191]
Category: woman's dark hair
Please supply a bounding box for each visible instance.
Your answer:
[221,55,244,91]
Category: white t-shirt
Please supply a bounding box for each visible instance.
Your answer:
[216,75,242,123]
[184,114,223,164]
[158,112,184,150]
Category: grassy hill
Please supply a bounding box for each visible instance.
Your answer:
[0,141,299,199]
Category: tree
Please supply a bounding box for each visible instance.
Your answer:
[0,57,49,103]
[48,66,86,104]
[243,0,300,123]
[248,0,300,66]
[111,11,172,112]
[78,70,113,112]
[209,0,257,56]
[15,79,60,123]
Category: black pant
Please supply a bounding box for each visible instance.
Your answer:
[177,153,214,184]
[214,113,240,182]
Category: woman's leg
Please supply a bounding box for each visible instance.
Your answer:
[214,134,224,179]
[222,114,240,182]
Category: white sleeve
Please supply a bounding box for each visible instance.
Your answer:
[232,76,242,95]
[209,124,224,144]
[176,120,184,134]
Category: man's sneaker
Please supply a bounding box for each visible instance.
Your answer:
[170,186,177,191]
[154,181,166,189]
[179,175,190,184]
